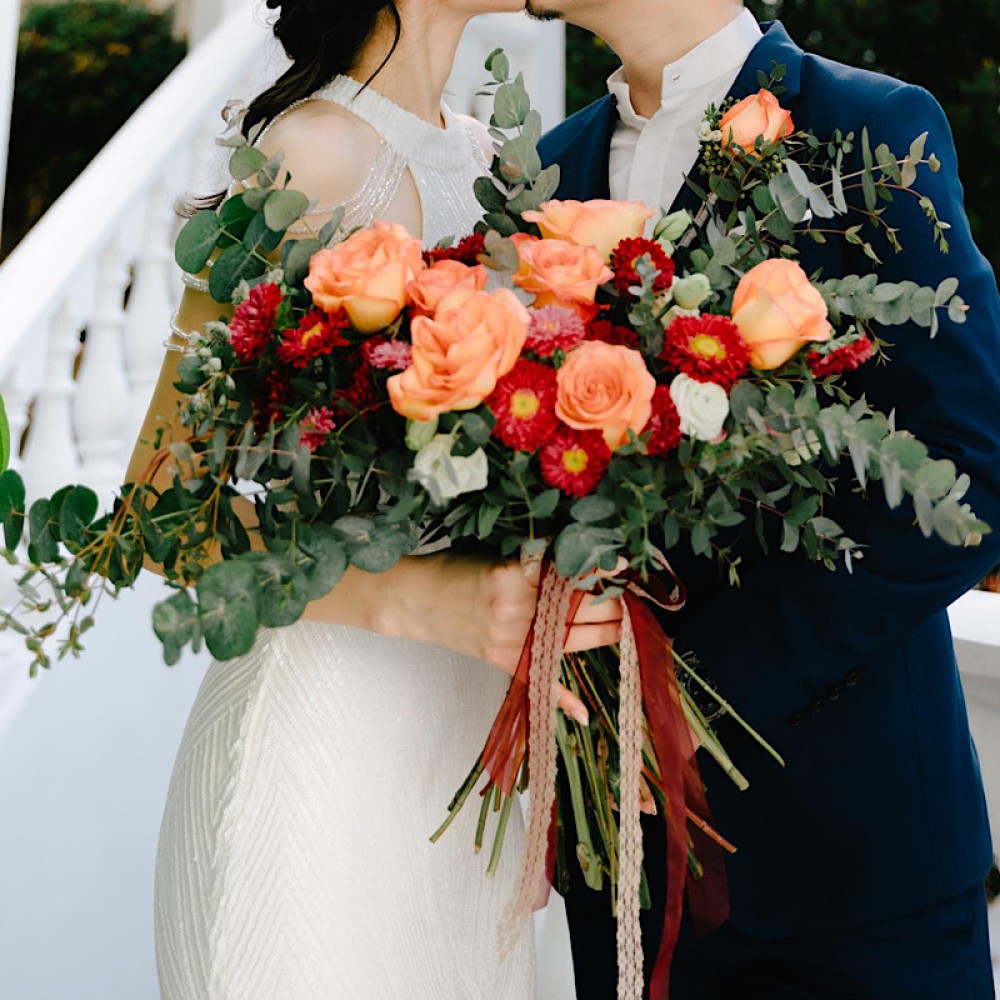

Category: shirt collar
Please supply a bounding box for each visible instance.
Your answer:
[606,9,762,128]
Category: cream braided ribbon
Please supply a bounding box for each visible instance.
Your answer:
[617,599,645,1000]
[498,563,574,958]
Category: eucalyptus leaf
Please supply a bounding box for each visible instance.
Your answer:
[174,210,221,274]
[209,243,267,303]
[196,560,262,659]
[263,189,310,232]
[153,590,201,666]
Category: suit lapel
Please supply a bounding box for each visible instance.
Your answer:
[669,21,805,217]
[549,96,618,201]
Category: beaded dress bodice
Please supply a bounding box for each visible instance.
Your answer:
[261,74,491,248]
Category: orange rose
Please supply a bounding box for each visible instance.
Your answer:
[387,289,529,421]
[511,233,614,316]
[556,340,656,450]
[406,259,488,316]
[731,259,833,369]
[719,89,794,155]
[304,221,425,333]
[522,199,655,261]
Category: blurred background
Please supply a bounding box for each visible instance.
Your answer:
[0,2,997,998]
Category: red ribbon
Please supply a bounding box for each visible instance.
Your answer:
[477,560,730,996]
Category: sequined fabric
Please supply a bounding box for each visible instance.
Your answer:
[154,83,534,999]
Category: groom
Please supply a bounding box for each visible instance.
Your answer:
[535,2,1000,997]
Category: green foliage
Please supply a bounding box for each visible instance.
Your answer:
[2,2,186,257]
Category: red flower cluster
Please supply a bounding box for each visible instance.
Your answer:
[660,314,750,389]
[299,406,337,451]
[256,368,291,430]
[423,233,486,267]
[540,427,611,497]
[610,238,675,296]
[363,336,413,372]
[334,354,377,416]
[643,386,683,456]
[525,306,587,357]
[586,319,640,350]
[487,360,559,451]
[276,309,350,368]
[230,282,283,363]
[808,335,875,379]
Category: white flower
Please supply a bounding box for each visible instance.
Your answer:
[660,305,701,330]
[405,416,439,452]
[697,120,715,141]
[653,210,693,244]
[409,435,488,507]
[670,374,730,442]
[671,273,713,311]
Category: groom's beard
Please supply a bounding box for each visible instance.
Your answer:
[525,2,563,21]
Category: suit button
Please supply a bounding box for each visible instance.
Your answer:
[827,684,843,701]
[809,699,823,714]
[788,711,804,728]
[845,669,864,687]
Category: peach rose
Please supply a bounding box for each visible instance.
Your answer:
[511,234,614,316]
[522,199,655,261]
[406,259,488,316]
[304,221,425,333]
[731,259,833,369]
[556,340,656,450]
[387,288,529,421]
[719,89,794,155]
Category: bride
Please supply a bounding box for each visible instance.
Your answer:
[127,0,622,997]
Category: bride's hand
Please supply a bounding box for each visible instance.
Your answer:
[380,553,625,726]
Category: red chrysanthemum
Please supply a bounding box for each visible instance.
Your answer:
[660,314,750,389]
[230,282,283,363]
[643,385,683,457]
[255,367,291,431]
[540,426,611,498]
[423,233,487,266]
[586,319,641,350]
[808,334,875,379]
[610,238,676,296]
[299,406,337,451]
[275,308,350,368]
[334,353,377,416]
[525,305,587,357]
[363,335,413,372]
[486,360,559,452]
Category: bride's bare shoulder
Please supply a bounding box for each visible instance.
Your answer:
[255,100,383,207]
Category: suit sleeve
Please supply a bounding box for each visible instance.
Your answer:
[676,83,1000,727]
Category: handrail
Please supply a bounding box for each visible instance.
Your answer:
[0,7,270,377]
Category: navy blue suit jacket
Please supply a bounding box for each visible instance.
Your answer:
[540,22,1000,937]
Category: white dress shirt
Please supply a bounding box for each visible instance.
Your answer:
[607,9,762,218]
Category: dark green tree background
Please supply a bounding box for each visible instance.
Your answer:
[566,0,1000,267]
[2,2,186,258]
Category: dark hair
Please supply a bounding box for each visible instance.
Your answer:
[183,0,401,213]
[244,0,402,139]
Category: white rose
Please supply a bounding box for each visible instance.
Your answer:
[405,416,439,452]
[409,435,488,507]
[653,210,693,244]
[669,374,730,442]
[670,273,712,311]
[660,305,701,330]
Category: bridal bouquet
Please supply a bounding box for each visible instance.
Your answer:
[0,52,986,998]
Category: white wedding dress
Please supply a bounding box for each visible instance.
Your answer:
[154,76,536,1000]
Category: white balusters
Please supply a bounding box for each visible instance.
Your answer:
[124,184,177,433]
[73,244,132,498]
[18,303,82,500]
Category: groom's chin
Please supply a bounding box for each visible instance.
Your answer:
[525,1,563,21]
